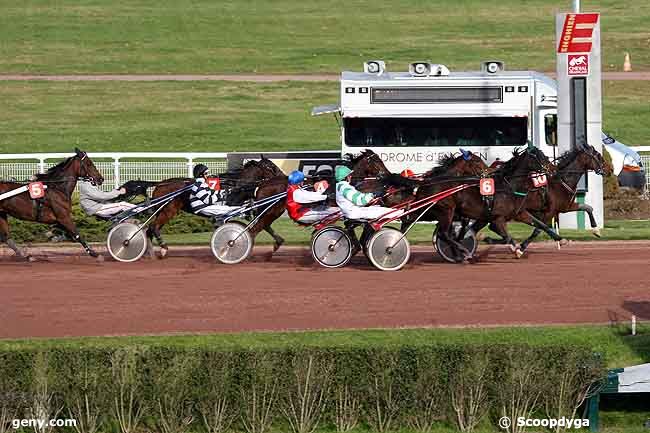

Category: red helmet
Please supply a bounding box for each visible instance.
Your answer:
[401,168,415,178]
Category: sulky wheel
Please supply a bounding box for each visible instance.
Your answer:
[433,224,478,263]
[211,222,253,264]
[366,227,410,271]
[106,221,148,263]
[311,226,353,268]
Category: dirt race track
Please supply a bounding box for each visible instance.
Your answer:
[1,241,650,339]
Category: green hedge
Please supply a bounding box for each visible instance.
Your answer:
[7,203,213,243]
[0,343,604,433]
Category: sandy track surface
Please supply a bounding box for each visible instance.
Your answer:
[1,241,649,339]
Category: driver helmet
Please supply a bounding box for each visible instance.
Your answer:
[193,164,209,178]
[288,170,305,185]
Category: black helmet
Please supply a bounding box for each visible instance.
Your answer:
[193,164,209,178]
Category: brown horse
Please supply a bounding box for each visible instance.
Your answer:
[0,149,103,259]
[145,157,287,257]
[517,145,613,252]
[411,147,560,261]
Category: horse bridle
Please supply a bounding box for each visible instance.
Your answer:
[77,152,100,184]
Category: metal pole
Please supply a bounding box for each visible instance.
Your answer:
[573,0,580,12]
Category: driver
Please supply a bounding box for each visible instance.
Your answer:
[78,179,137,218]
[189,164,240,218]
[335,166,403,220]
[286,170,339,224]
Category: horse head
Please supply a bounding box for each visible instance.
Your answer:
[580,145,613,176]
[346,149,389,181]
[74,149,104,185]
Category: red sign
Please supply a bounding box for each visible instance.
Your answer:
[479,178,495,196]
[28,182,46,199]
[557,13,599,53]
[568,54,589,75]
[206,177,221,190]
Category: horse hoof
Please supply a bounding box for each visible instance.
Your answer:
[158,246,168,259]
[88,251,99,258]
[508,244,519,253]
[591,228,601,238]
[273,238,284,253]
[26,255,37,263]
[515,248,524,259]
[559,238,569,246]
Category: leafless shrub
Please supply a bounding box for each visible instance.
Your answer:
[111,347,145,433]
[334,384,360,433]
[65,354,109,433]
[448,351,491,433]
[364,352,400,433]
[26,353,62,433]
[280,354,333,433]
[406,356,445,433]
[493,348,545,433]
[199,352,236,433]
[0,376,23,433]
[543,352,604,433]
[154,353,197,433]
[240,354,278,433]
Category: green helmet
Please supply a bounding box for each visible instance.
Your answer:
[335,166,353,182]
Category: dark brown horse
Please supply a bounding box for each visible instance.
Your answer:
[145,157,287,257]
[0,149,103,259]
[412,147,560,261]
[517,145,613,252]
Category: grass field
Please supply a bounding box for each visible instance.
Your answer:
[0,80,649,154]
[163,218,650,245]
[1,0,649,74]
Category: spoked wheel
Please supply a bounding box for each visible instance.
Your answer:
[366,227,411,271]
[211,222,253,264]
[107,221,148,263]
[433,223,478,263]
[311,226,353,268]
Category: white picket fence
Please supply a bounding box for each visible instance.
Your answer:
[0,152,228,191]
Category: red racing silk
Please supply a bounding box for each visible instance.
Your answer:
[286,184,309,220]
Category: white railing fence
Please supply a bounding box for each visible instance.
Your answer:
[0,153,228,191]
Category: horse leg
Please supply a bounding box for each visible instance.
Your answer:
[487,217,523,258]
[146,224,168,258]
[519,228,542,252]
[437,210,472,262]
[563,202,600,237]
[263,225,285,252]
[516,211,567,253]
[482,222,509,244]
[248,201,286,257]
[0,214,29,259]
[55,213,98,257]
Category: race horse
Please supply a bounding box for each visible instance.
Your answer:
[144,156,288,257]
[339,149,488,252]
[516,144,613,252]
[414,147,562,261]
[0,148,103,259]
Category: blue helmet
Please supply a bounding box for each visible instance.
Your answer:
[288,170,305,185]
